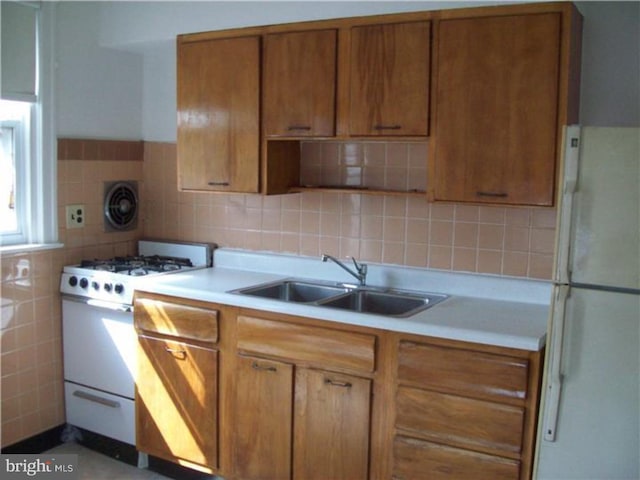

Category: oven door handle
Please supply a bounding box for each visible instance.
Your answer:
[62,294,133,313]
[73,390,121,409]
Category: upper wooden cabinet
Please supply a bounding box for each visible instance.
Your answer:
[263,22,430,140]
[263,29,338,137]
[431,11,580,206]
[177,2,581,200]
[349,21,431,137]
[177,35,260,193]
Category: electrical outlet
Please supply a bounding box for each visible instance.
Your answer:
[66,204,85,229]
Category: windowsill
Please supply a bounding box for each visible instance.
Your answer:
[0,242,64,254]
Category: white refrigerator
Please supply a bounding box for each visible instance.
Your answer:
[535,126,640,479]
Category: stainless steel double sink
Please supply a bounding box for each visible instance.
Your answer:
[230,279,448,318]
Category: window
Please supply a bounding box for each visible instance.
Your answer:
[1,1,57,249]
[1,101,31,245]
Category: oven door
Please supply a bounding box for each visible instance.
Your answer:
[62,296,136,399]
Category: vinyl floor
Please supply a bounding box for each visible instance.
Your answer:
[44,442,172,480]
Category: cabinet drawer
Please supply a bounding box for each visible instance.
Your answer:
[393,435,520,480]
[237,315,376,373]
[134,297,218,343]
[398,341,529,402]
[396,386,524,456]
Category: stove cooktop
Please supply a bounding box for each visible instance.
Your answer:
[60,240,213,305]
[78,255,195,276]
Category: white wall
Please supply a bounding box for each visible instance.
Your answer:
[55,1,143,139]
[96,1,491,49]
[55,1,640,141]
[577,1,639,127]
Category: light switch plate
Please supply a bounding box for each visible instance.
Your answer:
[66,204,85,229]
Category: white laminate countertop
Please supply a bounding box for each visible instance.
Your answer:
[135,249,552,351]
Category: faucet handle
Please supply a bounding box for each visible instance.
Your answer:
[350,256,366,274]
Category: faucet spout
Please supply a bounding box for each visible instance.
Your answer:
[321,254,367,286]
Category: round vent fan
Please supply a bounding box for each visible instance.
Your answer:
[104,181,139,231]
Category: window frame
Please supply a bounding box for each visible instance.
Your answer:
[0,2,59,252]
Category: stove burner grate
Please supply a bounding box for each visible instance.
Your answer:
[79,254,194,276]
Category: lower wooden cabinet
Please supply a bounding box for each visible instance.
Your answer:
[233,355,293,480]
[393,339,542,480]
[233,313,375,479]
[134,293,543,480]
[136,335,218,471]
[293,368,371,480]
[134,293,220,473]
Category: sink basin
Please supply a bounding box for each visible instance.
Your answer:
[231,278,448,318]
[232,280,350,303]
[319,289,448,317]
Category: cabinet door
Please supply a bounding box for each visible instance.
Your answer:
[293,368,371,480]
[177,35,260,192]
[349,21,430,136]
[264,29,337,137]
[433,14,561,205]
[136,335,217,470]
[233,355,293,480]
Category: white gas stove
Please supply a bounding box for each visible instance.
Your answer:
[60,240,212,447]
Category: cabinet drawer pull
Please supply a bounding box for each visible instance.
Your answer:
[324,378,352,388]
[73,390,120,409]
[165,347,187,358]
[208,181,230,186]
[477,191,508,198]
[252,362,277,372]
[373,124,402,130]
[287,125,312,131]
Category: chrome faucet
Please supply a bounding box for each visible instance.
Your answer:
[321,254,368,286]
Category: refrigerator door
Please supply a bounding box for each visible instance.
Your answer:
[569,127,640,290]
[536,287,639,479]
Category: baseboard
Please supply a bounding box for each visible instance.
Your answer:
[1,424,65,454]
[74,428,139,467]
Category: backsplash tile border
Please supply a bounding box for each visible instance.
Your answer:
[57,138,144,162]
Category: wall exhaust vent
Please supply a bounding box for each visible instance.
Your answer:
[104,181,138,232]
